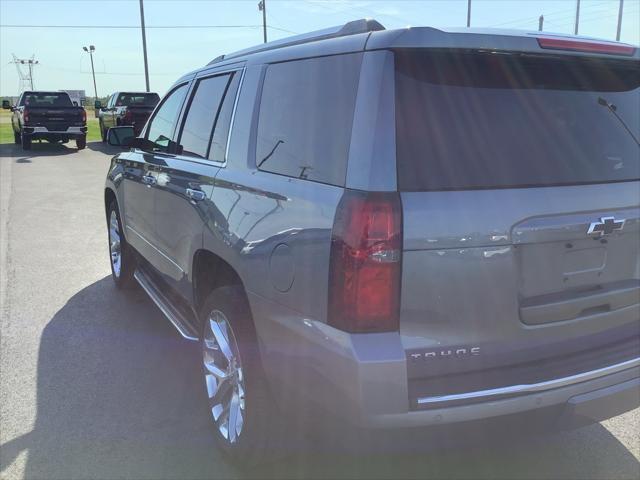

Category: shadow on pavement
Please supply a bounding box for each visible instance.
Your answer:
[0,142,81,161]
[0,276,638,479]
[87,141,126,155]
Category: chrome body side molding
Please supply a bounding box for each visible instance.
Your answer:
[417,357,640,405]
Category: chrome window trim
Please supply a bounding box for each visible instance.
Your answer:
[223,66,246,166]
[416,357,640,405]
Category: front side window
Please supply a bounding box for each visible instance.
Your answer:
[256,53,362,186]
[179,74,232,158]
[146,84,188,152]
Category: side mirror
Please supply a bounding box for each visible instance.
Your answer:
[2,100,12,110]
[94,100,102,109]
[73,101,79,106]
[107,126,136,147]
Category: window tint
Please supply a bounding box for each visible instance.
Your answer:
[146,84,188,152]
[256,54,361,186]
[179,74,230,158]
[395,50,640,191]
[116,92,160,107]
[209,72,241,162]
[21,92,72,107]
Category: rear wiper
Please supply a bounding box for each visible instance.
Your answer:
[597,97,640,146]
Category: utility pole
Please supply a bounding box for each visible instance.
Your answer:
[11,54,39,92]
[258,0,267,43]
[538,15,544,31]
[82,45,98,100]
[574,0,581,35]
[139,0,150,92]
[616,0,624,41]
[28,62,34,89]
[467,0,471,27]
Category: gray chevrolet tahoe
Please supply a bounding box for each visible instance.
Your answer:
[104,19,640,461]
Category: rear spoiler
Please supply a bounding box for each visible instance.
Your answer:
[366,28,639,60]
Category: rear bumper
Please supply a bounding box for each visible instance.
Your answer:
[368,366,639,429]
[249,292,640,431]
[24,126,87,138]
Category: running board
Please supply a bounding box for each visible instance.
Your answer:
[134,269,199,341]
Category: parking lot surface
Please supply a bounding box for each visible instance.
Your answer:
[0,142,639,480]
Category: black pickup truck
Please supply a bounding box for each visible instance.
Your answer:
[3,91,87,150]
[97,91,160,141]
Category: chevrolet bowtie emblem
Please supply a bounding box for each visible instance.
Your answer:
[587,216,625,237]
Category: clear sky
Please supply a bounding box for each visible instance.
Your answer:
[1,0,638,97]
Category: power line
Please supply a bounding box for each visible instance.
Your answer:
[488,0,611,28]
[0,24,295,32]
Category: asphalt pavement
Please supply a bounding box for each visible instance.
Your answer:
[0,142,638,480]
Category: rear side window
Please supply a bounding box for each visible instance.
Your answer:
[395,50,640,191]
[209,73,241,163]
[179,74,231,158]
[256,53,362,186]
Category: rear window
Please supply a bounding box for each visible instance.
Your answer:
[395,50,640,191]
[21,92,73,107]
[116,93,160,107]
[256,53,362,186]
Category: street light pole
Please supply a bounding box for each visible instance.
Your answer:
[467,0,471,27]
[83,45,98,100]
[574,0,581,35]
[139,0,150,92]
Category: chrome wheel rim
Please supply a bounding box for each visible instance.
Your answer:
[203,310,245,444]
[108,210,122,278]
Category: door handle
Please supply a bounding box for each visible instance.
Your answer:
[186,188,206,202]
[142,175,156,186]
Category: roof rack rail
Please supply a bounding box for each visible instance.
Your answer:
[207,18,384,65]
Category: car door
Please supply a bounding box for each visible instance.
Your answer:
[11,94,22,132]
[104,93,118,130]
[153,68,243,301]
[121,83,189,267]
[101,94,111,129]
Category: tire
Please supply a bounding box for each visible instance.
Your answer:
[199,286,279,465]
[100,120,107,142]
[13,131,20,144]
[76,135,86,150]
[107,200,136,288]
[21,131,31,150]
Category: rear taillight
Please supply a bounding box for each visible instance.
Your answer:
[81,109,87,123]
[123,110,133,123]
[23,108,30,123]
[328,191,402,333]
[537,37,636,56]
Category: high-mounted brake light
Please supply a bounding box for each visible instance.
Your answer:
[328,191,402,333]
[537,37,636,56]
